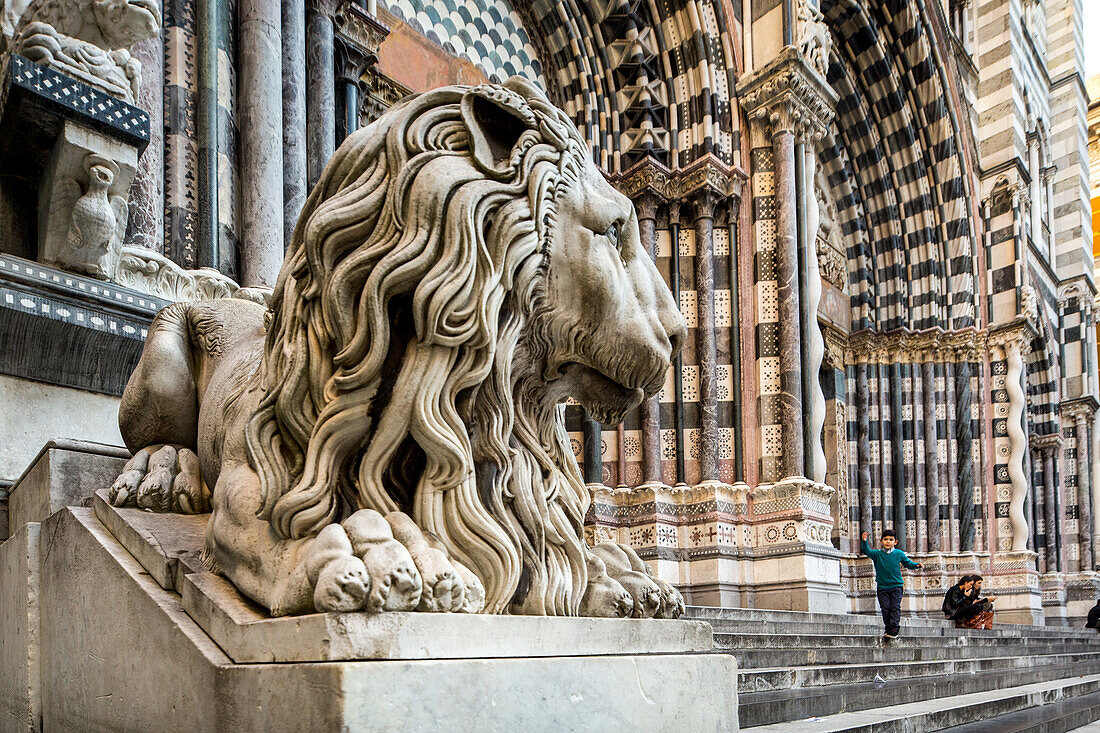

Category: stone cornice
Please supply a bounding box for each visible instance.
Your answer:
[1061,398,1099,421]
[610,155,746,203]
[846,327,987,363]
[987,321,1036,356]
[736,46,838,141]
[1029,432,1063,451]
[334,0,389,56]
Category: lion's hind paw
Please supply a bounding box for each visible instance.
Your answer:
[109,444,209,513]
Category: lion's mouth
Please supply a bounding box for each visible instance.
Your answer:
[554,361,645,424]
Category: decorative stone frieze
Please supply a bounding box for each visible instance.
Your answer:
[846,327,987,363]
[610,155,745,203]
[334,0,388,54]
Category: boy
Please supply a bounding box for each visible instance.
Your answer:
[861,530,923,639]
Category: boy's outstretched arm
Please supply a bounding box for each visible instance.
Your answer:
[900,551,924,570]
[860,531,874,557]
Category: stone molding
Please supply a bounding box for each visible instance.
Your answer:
[334,0,388,56]
[609,155,746,204]
[1061,399,1098,423]
[116,246,270,305]
[1029,432,1064,451]
[846,327,987,363]
[736,46,838,142]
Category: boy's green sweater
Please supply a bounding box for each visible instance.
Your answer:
[860,539,920,589]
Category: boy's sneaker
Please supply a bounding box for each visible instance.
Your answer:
[883,632,899,639]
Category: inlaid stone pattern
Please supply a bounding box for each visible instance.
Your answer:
[7,56,150,147]
[385,0,543,85]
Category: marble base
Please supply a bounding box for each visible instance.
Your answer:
[8,439,128,537]
[14,508,738,731]
[0,522,40,732]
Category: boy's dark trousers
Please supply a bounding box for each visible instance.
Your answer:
[877,586,902,636]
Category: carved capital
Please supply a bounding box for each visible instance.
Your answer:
[988,323,1034,358]
[736,47,838,143]
[691,190,718,221]
[335,0,389,56]
[633,191,661,222]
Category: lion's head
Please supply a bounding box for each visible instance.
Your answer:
[245,78,685,615]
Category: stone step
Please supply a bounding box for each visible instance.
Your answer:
[744,673,1100,732]
[937,689,1100,732]
[738,650,1100,693]
[737,663,1100,727]
[705,618,1100,640]
[699,611,1100,638]
[732,642,1100,669]
[687,606,1100,640]
[714,630,1099,650]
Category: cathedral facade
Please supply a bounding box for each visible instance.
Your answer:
[0,0,1096,624]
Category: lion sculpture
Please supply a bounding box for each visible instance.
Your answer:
[109,77,687,620]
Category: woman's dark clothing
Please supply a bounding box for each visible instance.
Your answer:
[1086,603,1100,629]
[943,585,984,621]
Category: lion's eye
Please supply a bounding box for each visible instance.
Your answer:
[604,222,621,249]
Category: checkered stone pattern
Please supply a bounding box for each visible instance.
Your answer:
[523,0,737,174]
[163,0,200,268]
[8,56,151,145]
[1025,314,1062,438]
[750,145,782,484]
[983,183,1020,325]
[845,356,982,555]
[385,0,544,85]
[1059,294,1087,401]
[989,356,1014,549]
[818,0,976,333]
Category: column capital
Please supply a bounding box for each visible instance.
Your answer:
[691,190,718,222]
[736,47,838,142]
[1030,432,1063,453]
[632,191,661,222]
[335,0,389,55]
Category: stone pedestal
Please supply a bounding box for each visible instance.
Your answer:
[1040,572,1070,627]
[988,550,1043,625]
[7,438,128,537]
[1,455,740,731]
[0,522,40,732]
[1065,571,1100,627]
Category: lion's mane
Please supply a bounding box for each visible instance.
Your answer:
[245,81,593,615]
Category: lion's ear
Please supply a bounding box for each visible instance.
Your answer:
[461,86,535,177]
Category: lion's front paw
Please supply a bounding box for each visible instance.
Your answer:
[343,510,423,612]
[386,512,467,613]
[580,555,633,618]
[313,554,371,612]
[109,444,209,513]
[653,577,686,619]
[589,542,672,619]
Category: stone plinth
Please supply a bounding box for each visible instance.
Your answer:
[0,522,40,732]
[987,550,1043,625]
[1065,571,1100,627]
[0,452,740,731]
[8,439,128,536]
[1040,572,1069,627]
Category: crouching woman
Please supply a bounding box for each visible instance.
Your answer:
[943,574,995,629]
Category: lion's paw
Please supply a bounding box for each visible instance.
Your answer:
[342,510,424,613]
[109,444,209,513]
[385,512,466,613]
[590,542,667,619]
[652,577,686,619]
[452,561,486,613]
[313,554,371,613]
[580,554,633,618]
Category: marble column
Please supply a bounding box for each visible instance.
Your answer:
[282,0,307,249]
[1092,406,1100,557]
[1078,413,1095,570]
[956,355,975,551]
[693,192,719,483]
[583,414,602,485]
[335,38,369,143]
[616,423,627,487]
[727,202,745,484]
[772,119,804,480]
[240,0,285,286]
[1031,446,1045,571]
[635,193,663,484]
[855,358,873,533]
[1005,337,1030,552]
[1043,445,1060,571]
[125,19,164,251]
[306,6,336,190]
[799,144,827,485]
[669,207,686,485]
[196,0,218,269]
[922,356,941,551]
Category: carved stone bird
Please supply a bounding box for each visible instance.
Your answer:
[48,153,126,279]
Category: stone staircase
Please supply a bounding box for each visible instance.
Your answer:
[685,606,1100,731]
